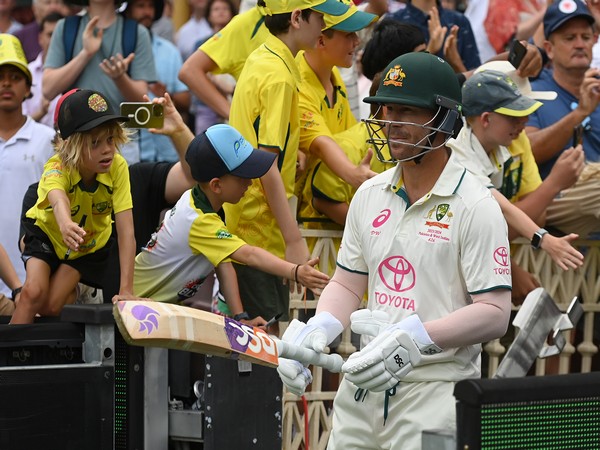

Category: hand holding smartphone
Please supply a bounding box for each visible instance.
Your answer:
[120,102,164,128]
[508,40,527,69]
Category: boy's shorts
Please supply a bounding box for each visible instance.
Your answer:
[21,219,114,288]
[233,263,290,321]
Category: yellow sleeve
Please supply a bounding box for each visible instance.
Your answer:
[257,80,296,151]
[188,213,246,267]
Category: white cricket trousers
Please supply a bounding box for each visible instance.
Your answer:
[327,376,456,450]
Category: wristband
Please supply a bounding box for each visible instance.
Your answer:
[233,311,250,321]
[294,265,300,283]
[11,286,22,300]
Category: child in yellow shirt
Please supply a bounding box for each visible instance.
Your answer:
[11,89,136,324]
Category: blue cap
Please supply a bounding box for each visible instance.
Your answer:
[543,0,594,39]
[185,124,276,182]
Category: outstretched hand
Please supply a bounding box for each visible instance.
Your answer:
[541,233,584,271]
[294,257,330,295]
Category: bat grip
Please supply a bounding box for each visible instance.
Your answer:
[276,340,344,373]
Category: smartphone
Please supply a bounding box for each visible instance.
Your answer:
[573,124,584,147]
[508,40,527,69]
[120,102,164,128]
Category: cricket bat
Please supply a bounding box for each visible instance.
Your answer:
[113,300,344,372]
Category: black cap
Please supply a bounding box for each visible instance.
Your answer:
[56,89,128,139]
[185,124,276,182]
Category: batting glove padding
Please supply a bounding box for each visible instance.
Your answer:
[276,313,343,396]
[277,358,313,396]
[350,309,392,337]
[342,329,422,392]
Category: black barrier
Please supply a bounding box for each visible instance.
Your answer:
[454,373,600,450]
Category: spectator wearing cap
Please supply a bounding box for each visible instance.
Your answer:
[121,0,191,163]
[295,0,378,271]
[0,33,54,307]
[42,0,157,165]
[218,0,347,444]
[10,88,136,324]
[525,0,600,239]
[448,69,584,275]
[526,0,600,177]
[453,61,585,302]
[132,123,329,325]
[225,0,348,329]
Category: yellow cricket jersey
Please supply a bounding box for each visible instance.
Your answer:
[299,122,393,273]
[503,131,542,202]
[134,187,246,302]
[27,153,132,259]
[296,52,357,197]
[199,6,269,80]
[297,51,357,154]
[225,34,301,258]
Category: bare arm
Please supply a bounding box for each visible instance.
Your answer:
[43,16,102,99]
[309,136,375,189]
[0,244,22,292]
[48,189,85,252]
[513,145,584,223]
[259,155,309,265]
[491,189,583,270]
[214,261,245,317]
[115,209,135,296]
[230,245,329,293]
[527,68,600,163]
[146,93,195,203]
[179,50,231,120]
[215,262,267,326]
[312,197,349,226]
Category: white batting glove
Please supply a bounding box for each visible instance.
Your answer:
[350,309,392,337]
[277,358,313,397]
[342,329,422,392]
[276,313,343,396]
[352,312,443,356]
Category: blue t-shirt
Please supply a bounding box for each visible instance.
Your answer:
[389,2,481,70]
[139,35,189,162]
[528,69,600,178]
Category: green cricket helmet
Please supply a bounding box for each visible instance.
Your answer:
[363,52,463,164]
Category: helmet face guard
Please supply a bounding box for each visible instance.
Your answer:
[364,95,462,164]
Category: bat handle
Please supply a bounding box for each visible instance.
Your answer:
[275,340,344,373]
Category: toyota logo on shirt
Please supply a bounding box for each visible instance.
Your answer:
[378,256,416,292]
[493,247,509,267]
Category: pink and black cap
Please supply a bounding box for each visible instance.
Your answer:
[55,89,129,139]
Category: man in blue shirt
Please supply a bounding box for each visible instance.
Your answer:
[388,0,481,70]
[526,0,600,178]
[525,0,600,239]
